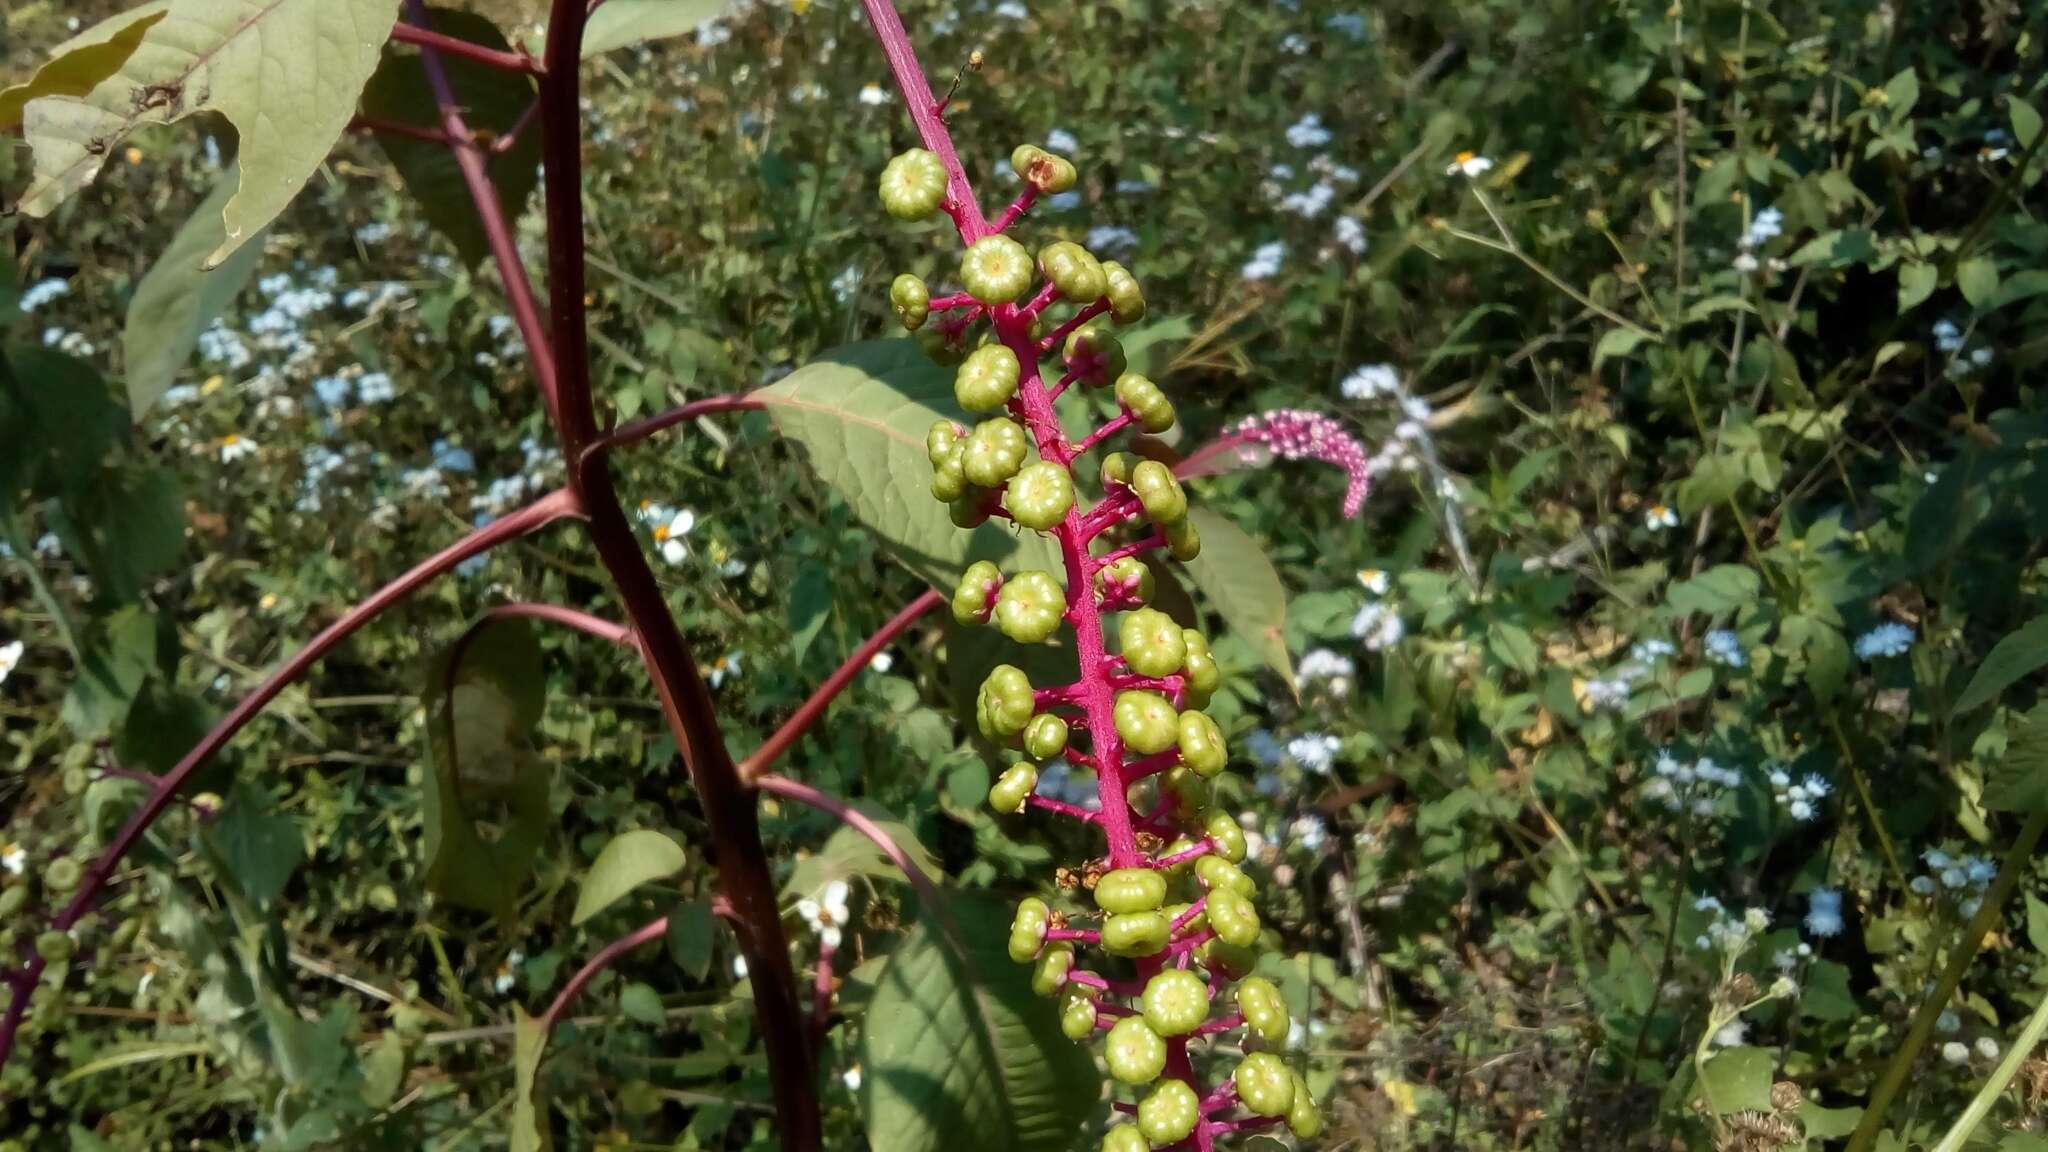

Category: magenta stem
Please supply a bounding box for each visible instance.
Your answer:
[1074,411,1134,455]
[1039,300,1110,355]
[756,773,952,935]
[1154,840,1213,869]
[1169,895,1208,933]
[1023,281,1060,315]
[1195,1012,1243,1039]
[540,915,670,1032]
[391,20,542,73]
[992,186,1039,233]
[859,0,988,243]
[477,602,634,646]
[928,291,978,311]
[1098,532,1165,567]
[1046,927,1101,944]
[582,394,766,460]
[1027,794,1099,822]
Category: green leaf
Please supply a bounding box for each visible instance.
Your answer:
[579,0,731,57]
[782,812,943,900]
[619,982,666,1025]
[1802,1100,1864,1139]
[2026,893,2048,957]
[361,9,542,268]
[204,780,303,907]
[123,162,267,418]
[759,340,1060,589]
[1958,257,2001,309]
[0,345,128,508]
[1800,960,1857,1021]
[420,618,553,922]
[1897,260,1938,311]
[1780,614,1849,703]
[1956,616,2048,713]
[788,558,834,664]
[1788,228,1874,267]
[859,893,1101,1152]
[573,830,688,925]
[1593,327,1648,368]
[511,1009,551,1152]
[361,1032,407,1109]
[1677,452,1744,518]
[665,898,717,982]
[57,463,187,604]
[17,0,404,265]
[2010,96,2044,151]
[0,3,169,129]
[1987,703,2048,814]
[1882,67,1919,117]
[1116,313,1196,379]
[1695,1046,1775,1115]
[1178,506,1293,688]
[1667,564,1759,616]
[1904,452,1984,575]
[1486,619,1539,675]
[61,607,161,739]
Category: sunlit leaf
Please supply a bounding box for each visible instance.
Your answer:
[1956,616,2048,714]
[123,161,267,418]
[17,0,404,265]
[0,2,170,129]
[573,829,688,925]
[578,0,731,57]
[1695,1045,1775,1115]
[1179,506,1293,687]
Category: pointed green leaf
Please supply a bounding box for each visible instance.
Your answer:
[1594,326,1648,368]
[123,161,267,418]
[361,8,541,267]
[1897,260,1939,311]
[1696,1045,1775,1115]
[1958,616,2048,714]
[579,0,731,57]
[0,3,170,129]
[204,780,303,907]
[860,893,1101,1152]
[511,1008,551,1152]
[573,830,688,925]
[17,0,405,266]
[665,898,717,982]
[2010,96,2044,151]
[782,810,943,901]
[1178,507,1293,687]
[1958,257,2001,309]
[759,340,1061,588]
[1666,564,1759,616]
[1987,703,2048,814]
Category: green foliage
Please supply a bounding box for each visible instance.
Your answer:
[122,162,268,417]
[573,829,688,924]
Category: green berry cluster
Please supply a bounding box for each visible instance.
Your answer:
[880,140,1317,1148]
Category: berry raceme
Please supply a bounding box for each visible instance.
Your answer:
[879,139,1318,1146]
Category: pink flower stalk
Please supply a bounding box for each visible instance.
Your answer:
[1225,409,1373,518]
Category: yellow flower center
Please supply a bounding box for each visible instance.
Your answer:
[1454,150,1476,165]
[221,434,242,447]
[653,525,671,542]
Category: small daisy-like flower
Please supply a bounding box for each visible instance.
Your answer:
[798,879,853,950]
[218,434,258,463]
[1333,216,1367,255]
[856,83,891,106]
[1357,568,1390,596]
[1,842,24,874]
[1285,113,1333,150]
[1286,733,1341,775]
[1853,622,1915,661]
[1240,241,1286,281]
[843,1065,863,1092]
[0,639,22,686]
[1296,648,1356,694]
[1644,504,1679,531]
[1445,151,1493,178]
[136,961,159,998]
[1339,363,1401,401]
[708,651,743,688]
[733,954,749,979]
[1631,638,1675,663]
[1289,815,1328,854]
[1910,875,1937,895]
[1742,206,1783,248]
[494,949,524,994]
[1942,1041,1970,1065]
[1732,251,1759,273]
[1977,1036,2001,1060]
[651,509,697,564]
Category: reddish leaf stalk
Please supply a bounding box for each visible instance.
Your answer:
[477,602,634,647]
[755,773,950,929]
[539,915,670,1032]
[0,489,579,1071]
[737,589,946,780]
[581,394,766,461]
[391,20,543,73]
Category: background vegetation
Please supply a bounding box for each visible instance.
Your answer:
[3,0,2048,1148]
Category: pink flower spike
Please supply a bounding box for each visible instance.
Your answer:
[1222,409,1374,518]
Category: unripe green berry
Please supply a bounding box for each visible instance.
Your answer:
[1100,451,1133,489]
[0,887,25,919]
[1129,461,1188,525]
[994,569,1066,643]
[1039,241,1108,302]
[1103,1015,1167,1084]
[1097,555,1154,605]
[1114,691,1179,756]
[950,493,993,529]
[1008,896,1050,963]
[1031,942,1074,996]
[976,664,1036,741]
[963,418,1031,488]
[45,858,81,893]
[1005,461,1076,532]
[955,344,1021,413]
[890,273,931,330]
[1201,808,1248,863]
[1114,373,1175,434]
[1062,323,1126,388]
[1102,260,1147,323]
[1195,856,1256,898]
[1196,936,1259,979]
[1176,710,1227,777]
[35,930,74,963]
[928,420,969,501]
[1023,713,1070,759]
[961,234,1035,305]
[1140,968,1210,1036]
[1206,887,1261,948]
[1236,976,1291,1048]
[1137,1078,1200,1146]
[1163,766,1210,818]
[1163,516,1202,561]
[1181,629,1220,704]
[1234,1052,1297,1117]
[1060,985,1101,1040]
[1101,1127,1148,1152]
[879,149,947,221]
[1119,608,1186,678]
[1010,144,1078,193]
[952,559,1002,624]
[1101,910,1170,957]
[1287,1072,1323,1138]
[1094,868,1168,914]
[989,763,1037,814]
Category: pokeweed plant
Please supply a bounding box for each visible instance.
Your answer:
[865,5,1328,1143]
[0,0,1374,1148]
